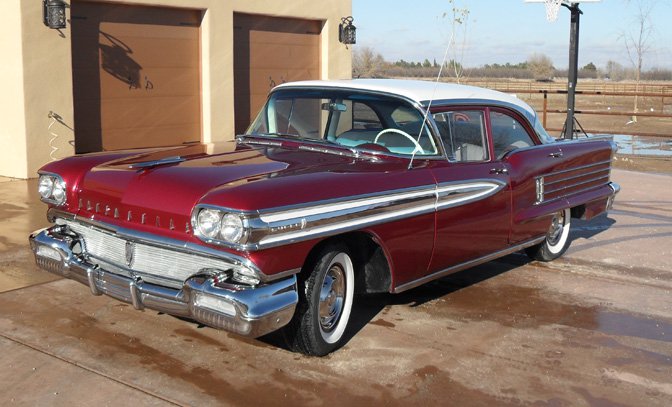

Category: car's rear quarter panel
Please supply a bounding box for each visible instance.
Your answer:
[506,139,615,243]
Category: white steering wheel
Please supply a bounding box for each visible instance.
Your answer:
[373,129,425,154]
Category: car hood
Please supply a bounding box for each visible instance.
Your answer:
[73,141,407,237]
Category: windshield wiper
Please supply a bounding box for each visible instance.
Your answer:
[258,132,303,139]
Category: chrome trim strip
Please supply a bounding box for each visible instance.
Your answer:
[194,180,506,250]
[259,201,437,247]
[259,186,436,223]
[543,159,611,177]
[543,166,610,186]
[435,180,505,209]
[538,182,613,206]
[544,174,610,195]
[393,236,546,293]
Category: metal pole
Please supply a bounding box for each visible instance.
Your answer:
[543,91,548,127]
[564,3,581,139]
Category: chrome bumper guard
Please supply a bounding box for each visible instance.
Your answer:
[607,181,621,210]
[29,226,298,338]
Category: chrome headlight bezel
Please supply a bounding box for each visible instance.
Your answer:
[192,206,250,246]
[196,208,223,239]
[37,173,67,206]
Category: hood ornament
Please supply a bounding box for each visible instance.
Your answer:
[125,241,135,268]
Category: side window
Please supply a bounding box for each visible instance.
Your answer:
[352,102,382,130]
[490,111,536,159]
[433,110,487,162]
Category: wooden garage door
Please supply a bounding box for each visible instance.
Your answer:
[234,13,322,135]
[71,2,202,153]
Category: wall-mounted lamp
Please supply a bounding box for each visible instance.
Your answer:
[339,16,356,45]
[43,0,67,29]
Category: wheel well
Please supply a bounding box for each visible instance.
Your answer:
[571,204,586,220]
[302,232,391,294]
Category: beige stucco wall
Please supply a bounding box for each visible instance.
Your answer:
[0,1,29,179]
[1,0,352,179]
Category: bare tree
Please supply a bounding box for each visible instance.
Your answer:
[442,0,471,83]
[527,53,555,81]
[622,0,655,122]
[352,46,386,78]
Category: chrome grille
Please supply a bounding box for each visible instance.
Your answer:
[66,220,237,288]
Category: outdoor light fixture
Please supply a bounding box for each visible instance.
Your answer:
[43,0,67,29]
[339,16,356,45]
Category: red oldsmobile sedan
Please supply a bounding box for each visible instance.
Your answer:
[30,79,619,355]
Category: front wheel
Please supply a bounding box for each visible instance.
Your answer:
[525,208,572,261]
[283,243,355,356]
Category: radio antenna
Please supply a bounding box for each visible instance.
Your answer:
[408,35,453,170]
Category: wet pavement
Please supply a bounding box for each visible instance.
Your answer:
[1,169,671,406]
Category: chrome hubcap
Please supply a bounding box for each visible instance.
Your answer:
[319,264,345,332]
[547,211,565,246]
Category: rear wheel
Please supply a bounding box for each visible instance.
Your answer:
[525,208,572,261]
[284,243,354,356]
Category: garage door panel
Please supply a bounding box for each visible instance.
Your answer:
[95,68,201,99]
[102,123,199,151]
[100,97,200,130]
[71,1,201,153]
[246,69,321,94]
[250,45,319,70]
[98,35,200,68]
[233,13,322,134]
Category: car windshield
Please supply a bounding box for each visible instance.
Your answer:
[246,89,439,156]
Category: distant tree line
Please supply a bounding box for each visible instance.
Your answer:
[352,46,672,81]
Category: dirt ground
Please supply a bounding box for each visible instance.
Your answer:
[613,155,672,174]
[1,169,671,406]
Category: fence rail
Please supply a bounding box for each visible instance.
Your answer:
[480,87,672,139]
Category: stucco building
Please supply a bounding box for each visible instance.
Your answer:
[1,0,352,178]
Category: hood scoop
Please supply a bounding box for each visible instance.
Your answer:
[127,156,186,170]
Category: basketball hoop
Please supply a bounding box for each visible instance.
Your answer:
[545,0,563,22]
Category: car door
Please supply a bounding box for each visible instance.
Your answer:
[427,108,512,273]
[491,108,569,244]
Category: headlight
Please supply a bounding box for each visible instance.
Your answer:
[197,209,223,239]
[220,213,244,243]
[38,174,66,205]
[52,180,66,203]
[38,175,54,199]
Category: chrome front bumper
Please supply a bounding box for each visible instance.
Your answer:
[29,226,298,338]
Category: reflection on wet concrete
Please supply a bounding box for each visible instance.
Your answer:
[597,312,672,343]
[0,179,58,293]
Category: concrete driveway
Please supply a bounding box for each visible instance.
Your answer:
[1,169,670,406]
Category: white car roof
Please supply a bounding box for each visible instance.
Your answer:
[275,79,537,122]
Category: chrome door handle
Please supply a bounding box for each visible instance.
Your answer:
[489,168,508,175]
[548,151,563,158]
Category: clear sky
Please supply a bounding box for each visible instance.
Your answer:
[352,0,672,70]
